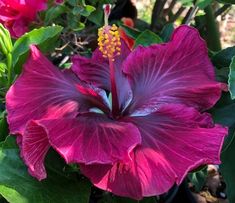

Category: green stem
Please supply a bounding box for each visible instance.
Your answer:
[6,53,12,89]
[0,37,7,55]
[204,5,221,51]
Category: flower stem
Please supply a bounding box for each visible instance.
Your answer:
[109,58,119,117]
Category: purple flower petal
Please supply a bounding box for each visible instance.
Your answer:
[11,18,29,38]
[6,46,109,135]
[72,40,132,110]
[80,162,143,199]
[22,121,50,180]
[81,104,227,199]
[37,113,141,165]
[123,25,226,115]
[19,112,141,180]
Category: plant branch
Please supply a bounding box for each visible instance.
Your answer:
[169,6,186,23]
[184,5,199,25]
[204,5,221,51]
[182,7,193,24]
[168,0,177,13]
[214,4,231,18]
[164,0,177,18]
[150,0,167,31]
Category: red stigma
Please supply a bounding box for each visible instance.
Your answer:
[104,4,111,16]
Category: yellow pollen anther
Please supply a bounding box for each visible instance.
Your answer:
[97,5,121,61]
[97,24,121,61]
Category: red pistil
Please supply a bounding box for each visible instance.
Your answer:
[109,58,119,118]
[98,4,122,118]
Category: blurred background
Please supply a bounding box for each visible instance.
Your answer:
[135,0,235,48]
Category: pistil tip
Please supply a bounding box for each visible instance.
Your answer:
[103,4,112,16]
[98,5,121,61]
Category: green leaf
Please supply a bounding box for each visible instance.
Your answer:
[215,67,229,82]
[196,0,212,9]
[210,92,235,152]
[212,46,235,68]
[160,23,174,42]
[119,24,141,39]
[67,0,78,6]
[0,24,13,56]
[71,21,85,31]
[0,112,8,142]
[134,30,163,47]
[44,5,67,25]
[12,26,63,74]
[67,13,85,31]
[178,0,214,8]
[221,132,235,203]
[72,5,96,17]
[211,91,235,126]
[87,8,103,25]
[228,56,235,99]
[0,136,91,203]
[196,10,206,16]
[188,167,207,192]
[0,63,6,77]
[178,0,194,7]
[212,102,235,127]
[216,0,235,4]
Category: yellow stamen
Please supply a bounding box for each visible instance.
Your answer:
[97,5,121,61]
[97,24,121,60]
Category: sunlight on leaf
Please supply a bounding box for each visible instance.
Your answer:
[12,26,63,74]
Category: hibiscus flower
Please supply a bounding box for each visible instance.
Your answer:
[6,5,227,200]
[0,0,47,38]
